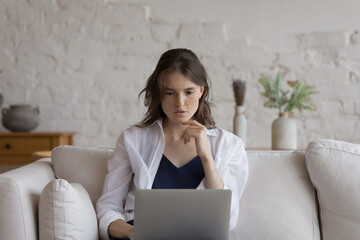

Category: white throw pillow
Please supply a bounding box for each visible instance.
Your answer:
[51,145,114,206]
[39,179,99,240]
[306,139,360,240]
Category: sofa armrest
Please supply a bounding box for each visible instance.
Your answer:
[0,159,56,240]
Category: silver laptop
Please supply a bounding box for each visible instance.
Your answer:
[133,189,232,240]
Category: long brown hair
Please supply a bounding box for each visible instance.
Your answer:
[137,48,215,129]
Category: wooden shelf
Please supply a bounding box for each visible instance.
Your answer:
[0,132,75,165]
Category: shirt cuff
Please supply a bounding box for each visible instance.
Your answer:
[99,211,126,240]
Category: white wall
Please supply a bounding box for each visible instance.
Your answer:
[0,0,359,148]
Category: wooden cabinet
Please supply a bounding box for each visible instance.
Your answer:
[0,132,75,165]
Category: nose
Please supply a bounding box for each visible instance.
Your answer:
[176,93,185,106]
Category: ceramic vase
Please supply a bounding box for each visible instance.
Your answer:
[2,104,40,132]
[271,112,296,150]
[233,105,247,147]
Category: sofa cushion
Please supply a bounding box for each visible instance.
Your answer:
[306,139,360,240]
[52,145,114,206]
[231,150,320,240]
[39,179,99,240]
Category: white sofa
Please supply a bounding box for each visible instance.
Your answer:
[0,139,359,240]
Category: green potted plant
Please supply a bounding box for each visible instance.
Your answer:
[259,72,317,115]
[284,81,317,114]
[259,72,317,150]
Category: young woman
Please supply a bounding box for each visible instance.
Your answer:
[96,48,249,240]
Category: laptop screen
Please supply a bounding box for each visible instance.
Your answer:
[134,189,231,240]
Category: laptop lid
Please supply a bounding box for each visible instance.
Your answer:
[134,189,231,240]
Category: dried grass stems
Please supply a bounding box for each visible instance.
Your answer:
[232,79,246,106]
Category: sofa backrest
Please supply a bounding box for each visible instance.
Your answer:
[51,146,320,240]
[232,150,320,240]
[52,145,114,207]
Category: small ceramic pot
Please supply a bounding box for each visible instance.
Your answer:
[2,104,40,132]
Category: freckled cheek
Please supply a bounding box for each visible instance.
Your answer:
[188,99,200,109]
[184,98,196,106]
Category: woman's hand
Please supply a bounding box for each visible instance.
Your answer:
[108,219,134,239]
[182,119,224,189]
[182,120,212,160]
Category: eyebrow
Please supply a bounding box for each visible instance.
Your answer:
[164,87,196,91]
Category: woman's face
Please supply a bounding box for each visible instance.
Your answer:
[160,71,204,125]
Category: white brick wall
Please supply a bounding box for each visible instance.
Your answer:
[0,0,359,149]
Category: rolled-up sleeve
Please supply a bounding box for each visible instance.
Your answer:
[96,132,133,240]
[219,136,249,231]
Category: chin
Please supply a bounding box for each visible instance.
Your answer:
[171,116,191,124]
[176,118,189,124]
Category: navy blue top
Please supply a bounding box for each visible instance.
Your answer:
[152,155,205,189]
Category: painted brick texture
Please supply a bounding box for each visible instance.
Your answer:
[0,0,359,148]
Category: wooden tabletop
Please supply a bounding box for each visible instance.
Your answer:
[0,132,76,137]
[32,150,52,161]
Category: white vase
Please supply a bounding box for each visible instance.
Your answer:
[271,112,297,150]
[233,105,247,147]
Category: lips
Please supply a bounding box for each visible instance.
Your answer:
[175,110,187,116]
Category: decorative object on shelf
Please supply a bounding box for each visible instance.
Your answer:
[232,79,247,147]
[2,104,40,132]
[259,72,317,150]
[271,112,297,150]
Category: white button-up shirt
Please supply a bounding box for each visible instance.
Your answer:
[96,119,249,240]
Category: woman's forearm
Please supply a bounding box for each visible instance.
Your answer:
[200,154,224,189]
[108,219,134,239]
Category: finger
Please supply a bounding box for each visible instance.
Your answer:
[183,131,193,144]
[181,126,192,139]
[182,119,203,127]
[183,129,201,144]
[182,126,201,138]
[183,132,190,144]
